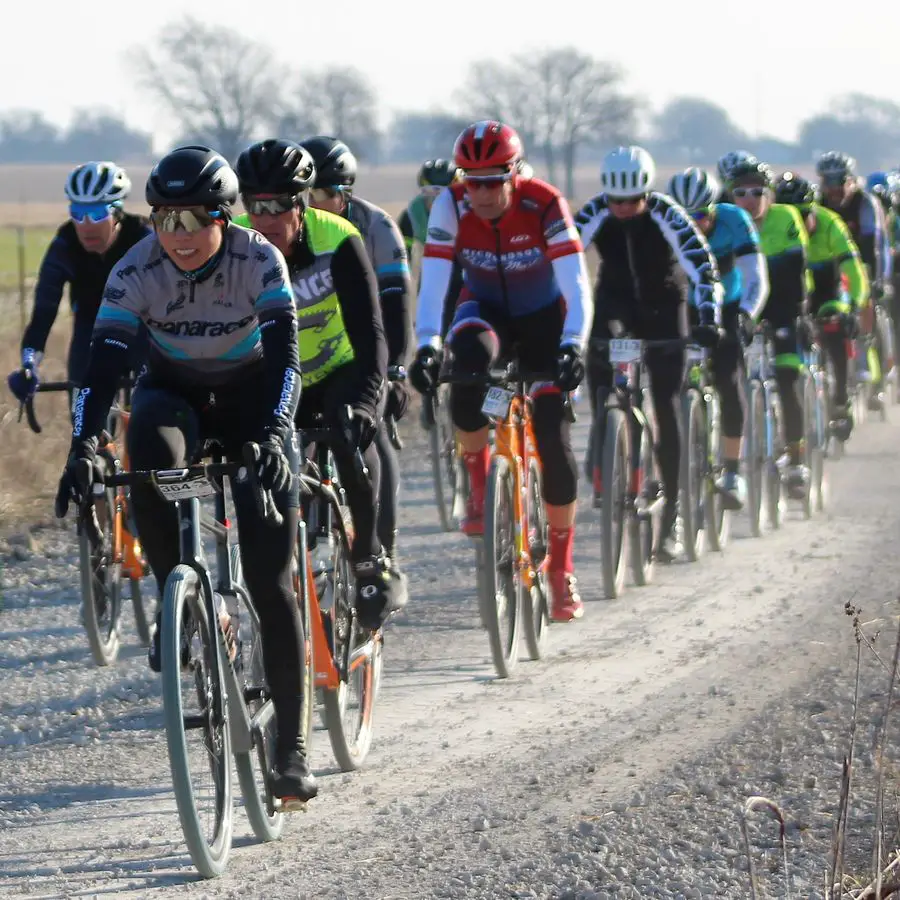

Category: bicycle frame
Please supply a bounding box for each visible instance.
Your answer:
[489,387,542,593]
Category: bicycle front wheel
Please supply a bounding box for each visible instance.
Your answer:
[600,407,628,599]
[321,507,382,770]
[79,491,122,666]
[231,546,284,842]
[746,381,766,538]
[480,456,521,678]
[160,564,233,878]
[680,390,706,562]
[429,387,457,532]
[521,455,549,661]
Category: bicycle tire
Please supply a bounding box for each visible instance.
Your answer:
[79,490,122,666]
[479,456,521,677]
[628,419,658,587]
[813,370,828,513]
[800,374,817,520]
[600,407,628,599]
[230,546,284,843]
[704,389,730,553]
[746,381,766,538]
[521,455,549,661]
[766,391,784,530]
[160,564,233,878]
[680,389,706,562]
[429,387,458,532]
[322,506,381,770]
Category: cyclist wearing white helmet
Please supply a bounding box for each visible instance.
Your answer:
[668,167,768,510]
[7,161,151,410]
[575,146,723,561]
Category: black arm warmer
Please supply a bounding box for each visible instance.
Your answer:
[332,235,388,415]
[259,314,302,445]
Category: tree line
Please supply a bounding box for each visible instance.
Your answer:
[2,16,899,189]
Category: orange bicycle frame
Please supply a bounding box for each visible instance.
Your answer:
[490,390,543,591]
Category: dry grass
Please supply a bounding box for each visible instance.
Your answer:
[0,299,73,535]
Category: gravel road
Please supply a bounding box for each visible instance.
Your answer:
[1,401,898,899]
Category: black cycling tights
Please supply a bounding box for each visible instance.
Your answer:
[587,348,685,506]
[296,365,382,562]
[374,424,399,556]
[127,382,305,757]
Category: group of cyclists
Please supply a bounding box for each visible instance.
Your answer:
[6,119,898,812]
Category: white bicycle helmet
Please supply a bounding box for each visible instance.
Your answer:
[716,150,754,184]
[668,167,721,211]
[65,161,132,205]
[600,146,655,198]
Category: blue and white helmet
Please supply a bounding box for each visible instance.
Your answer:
[65,161,131,205]
[668,167,721,211]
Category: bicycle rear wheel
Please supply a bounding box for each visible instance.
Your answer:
[79,490,122,666]
[521,455,549,661]
[600,408,628,598]
[231,546,284,842]
[480,456,521,677]
[321,508,382,770]
[160,564,233,878]
[680,390,706,562]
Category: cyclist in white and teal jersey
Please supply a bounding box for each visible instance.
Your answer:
[668,167,768,510]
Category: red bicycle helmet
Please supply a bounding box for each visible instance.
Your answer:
[453,121,523,171]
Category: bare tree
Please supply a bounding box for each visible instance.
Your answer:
[458,48,636,197]
[456,61,540,155]
[130,18,279,162]
[530,48,636,197]
[280,66,381,160]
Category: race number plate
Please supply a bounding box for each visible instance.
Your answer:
[608,338,643,364]
[481,386,514,419]
[153,470,221,502]
[686,345,706,364]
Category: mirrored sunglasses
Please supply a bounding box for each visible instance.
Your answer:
[243,194,297,215]
[150,206,222,233]
[70,202,114,224]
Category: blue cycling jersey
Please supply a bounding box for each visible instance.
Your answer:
[705,203,760,305]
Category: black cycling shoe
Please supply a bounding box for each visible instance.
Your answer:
[353,555,409,630]
[272,743,318,810]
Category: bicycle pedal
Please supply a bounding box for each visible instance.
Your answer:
[274,796,310,813]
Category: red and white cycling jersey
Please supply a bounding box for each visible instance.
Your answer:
[415,177,592,348]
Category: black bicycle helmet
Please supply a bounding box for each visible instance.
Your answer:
[418,158,460,187]
[235,139,316,196]
[145,145,238,208]
[728,156,774,189]
[300,136,357,189]
[816,150,856,182]
[774,171,819,206]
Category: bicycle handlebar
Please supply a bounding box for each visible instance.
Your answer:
[20,376,137,435]
[104,456,284,529]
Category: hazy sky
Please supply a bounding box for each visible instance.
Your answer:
[7,0,894,151]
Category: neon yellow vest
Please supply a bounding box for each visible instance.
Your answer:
[234,209,356,386]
